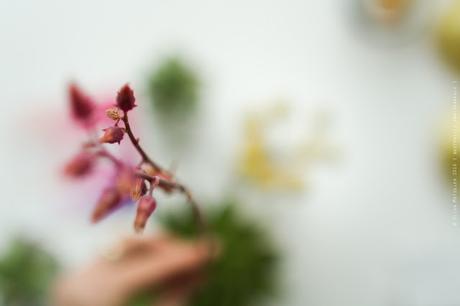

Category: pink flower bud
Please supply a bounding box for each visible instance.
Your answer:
[99,126,125,144]
[130,178,147,201]
[116,167,136,196]
[91,188,122,223]
[116,84,136,112]
[68,83,95,124]
[134,195,157,233]
[157,172,175,193]
[140,164,175,193]
[64,152,95,177]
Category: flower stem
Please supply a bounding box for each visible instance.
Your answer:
[122,113,205,233]
[122,113,164,173]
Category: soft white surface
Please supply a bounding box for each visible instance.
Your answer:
[0,0,459,305]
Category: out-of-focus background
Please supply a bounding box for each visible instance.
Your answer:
[1,0,460,305]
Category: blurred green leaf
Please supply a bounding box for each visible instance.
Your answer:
[148,56,200,118]
[158,200,279,306]
[0,237,59,306]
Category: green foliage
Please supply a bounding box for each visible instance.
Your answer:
[160,201,279,306]
[127,292,156,306]
[148,57,200,117]
[0,237,59,306]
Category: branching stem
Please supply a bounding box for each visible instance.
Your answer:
[121,113,206,233]
[122,114,164,173]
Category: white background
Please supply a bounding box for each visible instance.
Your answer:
[0,0,459,305]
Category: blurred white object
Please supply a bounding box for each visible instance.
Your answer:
[351,0,435,45]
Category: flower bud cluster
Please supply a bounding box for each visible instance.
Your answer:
[62,83,200,233]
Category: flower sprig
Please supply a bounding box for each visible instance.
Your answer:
[64,83,204,233]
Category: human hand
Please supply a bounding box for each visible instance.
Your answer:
[52,235,212,306]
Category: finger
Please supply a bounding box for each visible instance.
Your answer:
[104,234,174,263]
[121,240,211,292]
[119,233,173,252]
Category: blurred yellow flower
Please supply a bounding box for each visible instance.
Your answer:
[238,102,338,192]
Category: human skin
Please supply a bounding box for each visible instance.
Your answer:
[52,235,212,306]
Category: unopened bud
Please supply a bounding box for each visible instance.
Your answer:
[91,188,122,223]
[105,106,123,121]
[116,167,136,196]
[130,178,147,201]
[100,126,125,144]
[140,163,157,176]
[134,195,157,233]
[68,83,95,124]
[64,152,94,177]
[116,84,136,112]
[157,171,175,193]
[139,164,174,193]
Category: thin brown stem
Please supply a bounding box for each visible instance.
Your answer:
[122,113,164,173]
[121,113,205,233]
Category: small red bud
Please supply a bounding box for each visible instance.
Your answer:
[64,152,95,177]
[134,195,157,233]
[99,126,125,144]
[68,83,95,124]
[130,178,147,201]
[157,172,175,193]
[140,163,157,176]
[140,164,174,193]
[116,84,136,112]
[116,167,136,196]
[91,188,122,223]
